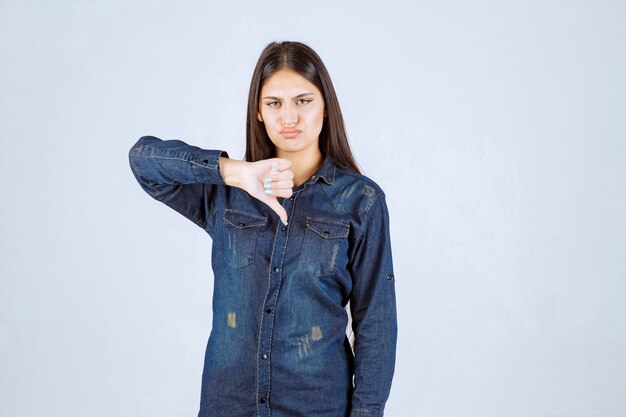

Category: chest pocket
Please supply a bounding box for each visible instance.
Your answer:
[299,217,350,277]
[223,209,267,269]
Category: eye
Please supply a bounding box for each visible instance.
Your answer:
[297,98,312,105]
[266,101,280,108]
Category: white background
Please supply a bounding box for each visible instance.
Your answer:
[1,1,625,416]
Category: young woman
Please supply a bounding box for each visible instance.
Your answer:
[128,40,397,417]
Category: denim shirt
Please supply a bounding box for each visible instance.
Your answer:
[128,135,397,417]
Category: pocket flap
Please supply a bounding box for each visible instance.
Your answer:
[305,217,350,239]
[224,209,267,228]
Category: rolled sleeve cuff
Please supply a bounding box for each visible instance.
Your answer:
[350,408,384,417]
[190,149,229,185]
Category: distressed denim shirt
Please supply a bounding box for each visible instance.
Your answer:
[128,136,398,417]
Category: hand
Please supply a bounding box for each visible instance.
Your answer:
[221,157,294,224]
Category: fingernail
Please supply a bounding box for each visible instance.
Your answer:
[272,167,278,172]
[265,189,273,194]
[264,183,272,189]
[264,177,272,183]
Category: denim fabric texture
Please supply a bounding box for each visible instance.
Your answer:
[128,135,398,417]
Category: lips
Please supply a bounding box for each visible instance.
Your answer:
[280,129,301,138]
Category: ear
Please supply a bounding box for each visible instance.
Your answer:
[257,112,263,122]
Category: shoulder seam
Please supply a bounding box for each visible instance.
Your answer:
[353,191,385,242]
[335,166,384,192]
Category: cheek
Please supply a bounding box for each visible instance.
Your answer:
[260,111,276,131]
[308,107,325,126]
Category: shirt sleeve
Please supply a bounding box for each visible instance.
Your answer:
[127,135,229,234]
[348,192,398,417]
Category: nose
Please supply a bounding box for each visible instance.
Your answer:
[281,103,298,126]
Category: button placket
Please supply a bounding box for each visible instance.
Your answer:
[256,192,298,416]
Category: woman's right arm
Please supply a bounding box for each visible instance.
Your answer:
[128,135,242,233]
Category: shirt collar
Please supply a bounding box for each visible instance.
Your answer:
[308,153,336,185]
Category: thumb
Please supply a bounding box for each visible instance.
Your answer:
[265,198,288,225]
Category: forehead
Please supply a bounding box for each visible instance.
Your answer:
[260,69,321,96]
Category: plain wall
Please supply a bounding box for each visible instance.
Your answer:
[1,1,625,416]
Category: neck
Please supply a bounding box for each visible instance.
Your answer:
[276,147,324,188]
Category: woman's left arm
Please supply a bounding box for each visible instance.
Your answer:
[348,192,398,417]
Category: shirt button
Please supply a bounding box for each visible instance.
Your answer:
[265,308,272,314]
[311,175,317,180]
[281,226,286,231]
[259,398,266,404]
[289,196,294,200]
[262,353,268,360]
[273,267,279,272]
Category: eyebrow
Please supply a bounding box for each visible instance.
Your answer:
[262,92,315,100]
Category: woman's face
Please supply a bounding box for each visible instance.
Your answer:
[257,69,326,156]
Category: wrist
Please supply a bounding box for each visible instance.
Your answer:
[219,156,246,188]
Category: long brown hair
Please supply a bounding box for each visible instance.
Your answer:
[244,40,361,174]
